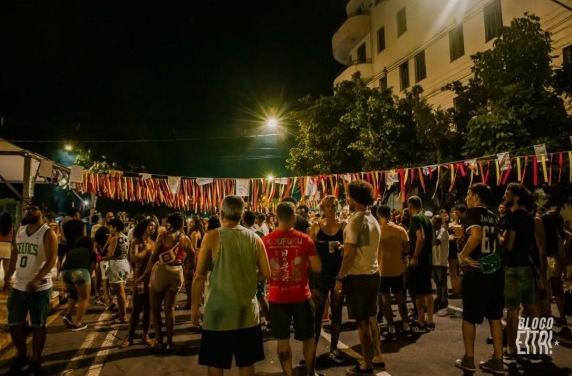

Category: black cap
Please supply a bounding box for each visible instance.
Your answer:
[25,197,47,212]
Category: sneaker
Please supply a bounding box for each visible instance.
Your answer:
[426,322,435,331]
[502,351,517,365]
[62,314,73,328]
[346,365,374,375]
[479,357,504,375]
[412,324,428,333]
[525,354,543,364]
[107,303,118,312]
[454,355,476,372]
[27,360,41,376]
[6,356,27,375]
[72,323,88,332]
[329,349,344,364]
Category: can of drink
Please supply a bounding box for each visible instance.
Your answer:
[328,241,335,254]
[137,282,145,295]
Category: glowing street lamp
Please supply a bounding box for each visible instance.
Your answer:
[64,144,73,152]
[266,117,278,129]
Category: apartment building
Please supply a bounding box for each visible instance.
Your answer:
[332,0,572,110]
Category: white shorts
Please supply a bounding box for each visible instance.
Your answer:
[109,259,130,284]
[0,242,11,259]
[100,260,109,280]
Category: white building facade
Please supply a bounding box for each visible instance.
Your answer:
[332,0,572,109]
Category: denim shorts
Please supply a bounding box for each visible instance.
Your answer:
[61,268,91,286]
[7,288,52,327]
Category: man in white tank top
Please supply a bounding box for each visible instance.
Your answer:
[3,198,58,376]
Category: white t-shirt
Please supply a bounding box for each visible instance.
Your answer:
[14,224,52,292]
[432,227,449,267]
[344,211,380,275]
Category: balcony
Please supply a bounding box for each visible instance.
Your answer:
[346,0,372,17]
[333,59,373,86]
[332,14,371,65]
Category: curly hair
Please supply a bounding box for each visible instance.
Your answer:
[133,218,159,241]
[347,180,374,206]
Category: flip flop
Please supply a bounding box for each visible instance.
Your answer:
[119,339,132,348]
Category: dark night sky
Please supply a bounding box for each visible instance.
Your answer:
[0,1,347,178]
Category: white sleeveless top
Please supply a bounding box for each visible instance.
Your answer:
[14,224,52,292]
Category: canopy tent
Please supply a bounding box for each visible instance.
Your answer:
[0,138,70,202]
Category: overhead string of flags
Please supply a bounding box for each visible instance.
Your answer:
[47,144,570,212]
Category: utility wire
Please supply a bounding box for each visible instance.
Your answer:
[8,133,281,144]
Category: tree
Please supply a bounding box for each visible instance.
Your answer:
[287,75,459,175]
[446,13,572,157]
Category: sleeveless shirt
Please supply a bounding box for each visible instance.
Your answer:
[315,224,344,278]
[111,233,129,260]
[14,224,52,292]
[202,226,260,331]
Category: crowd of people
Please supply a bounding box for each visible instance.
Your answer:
[0,179,570,376]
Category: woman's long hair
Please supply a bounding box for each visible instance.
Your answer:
[133,218,159,242]
[0,213,13,236]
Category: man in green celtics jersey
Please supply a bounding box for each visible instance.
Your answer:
[4,198,58,376]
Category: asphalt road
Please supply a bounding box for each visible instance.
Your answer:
[1,288,571,376]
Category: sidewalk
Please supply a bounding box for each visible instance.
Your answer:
[0,272,63,354]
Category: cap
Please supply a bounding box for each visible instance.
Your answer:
[25,197,47,212]
[424,210,433,218]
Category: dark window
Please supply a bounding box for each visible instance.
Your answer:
[357,43,367,64]
[449,24,465,61]
[377,27,386,53]
[564,45,572,66]
[484,0,503,42]
[397,7,407,37]
[399,61,410,90]
[380,75,388,90]
[414,51,426,82]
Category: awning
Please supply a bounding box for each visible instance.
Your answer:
[0,138,69,184]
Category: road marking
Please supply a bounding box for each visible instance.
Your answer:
[60,311,117,376]
[320,331,392,376]
[85,326,119,376]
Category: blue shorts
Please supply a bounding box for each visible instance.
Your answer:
[7,288,52,327]
[61,268,91,286]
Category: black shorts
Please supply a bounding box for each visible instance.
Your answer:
[462,269,504,324]
[407,264,432,295]
[269,299,315,341]
[58,244,69,258]
[199,325,264,369]
[344,273,380,321]
[379,274,404,294]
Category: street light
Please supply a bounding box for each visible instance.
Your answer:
[266,117,278,129]
[64,144,73,152]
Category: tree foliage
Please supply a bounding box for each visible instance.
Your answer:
[287,75,457,175]
[446,13,571,157]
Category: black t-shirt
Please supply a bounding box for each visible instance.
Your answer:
[94,226,111,256]
[462,207,499,260]
[541,213,562,257]
[408,214,433,267]
[504,209,535,267]
[62,219,85,248]
[62,247,97,270]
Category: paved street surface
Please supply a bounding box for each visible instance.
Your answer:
[1,281,571,376]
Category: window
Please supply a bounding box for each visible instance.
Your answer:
[377,27,386,53]
[357,43,367,64]
[449,24,465,61]
[397,7,407,37]
[564,45,572,66]
[380,75,388,90]
[399,61,410,90]
[414,51,426,82]
[484,0,503,42]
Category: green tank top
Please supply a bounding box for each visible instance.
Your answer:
[202,226,260,331]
